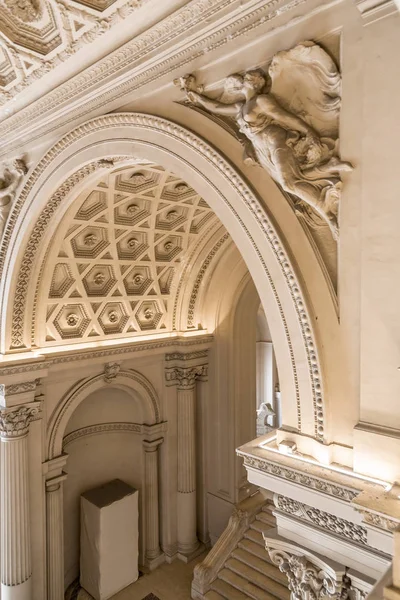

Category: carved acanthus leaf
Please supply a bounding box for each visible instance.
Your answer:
[0,404,41,438]
[165,365,208,389]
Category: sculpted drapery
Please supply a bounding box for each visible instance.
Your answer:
[176,42,352,239]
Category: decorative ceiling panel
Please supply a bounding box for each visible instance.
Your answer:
[0,0,146,106]
[43,164,220,345]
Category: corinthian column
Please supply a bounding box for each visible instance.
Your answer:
[143,438,163,570]
[0,404,40,600]
[165,363,207,561]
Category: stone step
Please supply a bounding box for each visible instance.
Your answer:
[232,547,288,587]
[226,558,289,600]
[219,567,278,600]
[250,519,269,534]
[212,577,251,600]
[244,527,264,546]
[255,511,276,528]
[205,590,227,600]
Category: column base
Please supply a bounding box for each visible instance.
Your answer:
[142,552,166,572]
[1,578,32,600]
[177,542,205,563]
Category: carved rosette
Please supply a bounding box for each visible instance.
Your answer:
[0,405,40,438]
[268,549,339,600]
[165,365,207,389]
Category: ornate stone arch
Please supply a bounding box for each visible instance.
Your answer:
[47,368,161,459]
[0,113,326,442]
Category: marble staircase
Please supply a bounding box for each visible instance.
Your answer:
[192,495,289,600]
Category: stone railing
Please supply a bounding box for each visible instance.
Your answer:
[191,492,266,599]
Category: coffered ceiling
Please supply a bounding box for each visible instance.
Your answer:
[40,163,225,346]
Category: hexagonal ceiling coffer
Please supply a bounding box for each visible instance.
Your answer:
[54,304,90,339]
[115,170,161,194]
[155,206,189,231]
[114,198,151,226]
[98,302,128,334]
[154,235,182,262]
[161,181,196,202]
[71,226,109,258]
[117,231,148,260]
[123,266,153,296]
[135,300,163,331]
[82,265,117,297]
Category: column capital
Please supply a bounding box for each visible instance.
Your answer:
[0,402,41,439]
[143,438,163,452]
[45,473,67,493]
[165,365,208,390]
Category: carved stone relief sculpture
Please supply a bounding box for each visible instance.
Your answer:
[0,157,28,241]
[176,41,352,240]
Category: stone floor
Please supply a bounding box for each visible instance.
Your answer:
[110,553,207,600]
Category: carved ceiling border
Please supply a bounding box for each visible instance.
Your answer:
[0,0,308,152]
[2,114,325,439]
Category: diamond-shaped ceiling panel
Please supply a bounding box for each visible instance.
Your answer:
[43,164,221,345]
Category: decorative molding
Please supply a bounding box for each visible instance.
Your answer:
[3,114,324,439]
[165,364,208,389]
[0,403,41,437]
[187,232,229,328]
[359,510,400,533]
[0,335,214,376]
[103,361,121,383]
[355,0,398,25]
[0,379,38,399]
[238,453,359,502]
[62,421,143,448]
[165,350,208,362]
[0,157,28,242]
[274,494,367,545]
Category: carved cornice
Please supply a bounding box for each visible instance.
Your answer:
[165,364,208,389]
[0,336,214,376]
[274,494,367,545]
[238,454,359,502]
[165,350,208,362]
[0,379,38,399]
[2,114,324,439]
[0,0,311,154]
[0,403,41,438]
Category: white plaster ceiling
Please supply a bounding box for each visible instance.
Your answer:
[40,163,225,346]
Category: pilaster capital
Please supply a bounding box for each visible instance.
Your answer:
[45,473,68,492]
[0,401,41,439]
[165,365,208,390]
[143,438,163,453]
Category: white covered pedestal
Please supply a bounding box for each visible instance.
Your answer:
[80,479,139,600]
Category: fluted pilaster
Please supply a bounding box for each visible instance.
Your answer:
[178,386,196,494]
[143,438,163,565]
[0,404,40,600]
[46,475,66,600]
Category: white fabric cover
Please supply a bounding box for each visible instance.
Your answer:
[80,479,139,600]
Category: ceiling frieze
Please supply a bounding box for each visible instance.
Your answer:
[0,0,313,156]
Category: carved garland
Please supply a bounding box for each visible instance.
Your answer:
[3,114,324,439]
[48,368,160,458]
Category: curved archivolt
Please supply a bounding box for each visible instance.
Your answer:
[37,162,225,346]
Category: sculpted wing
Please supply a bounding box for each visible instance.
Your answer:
[268,41,341,139]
